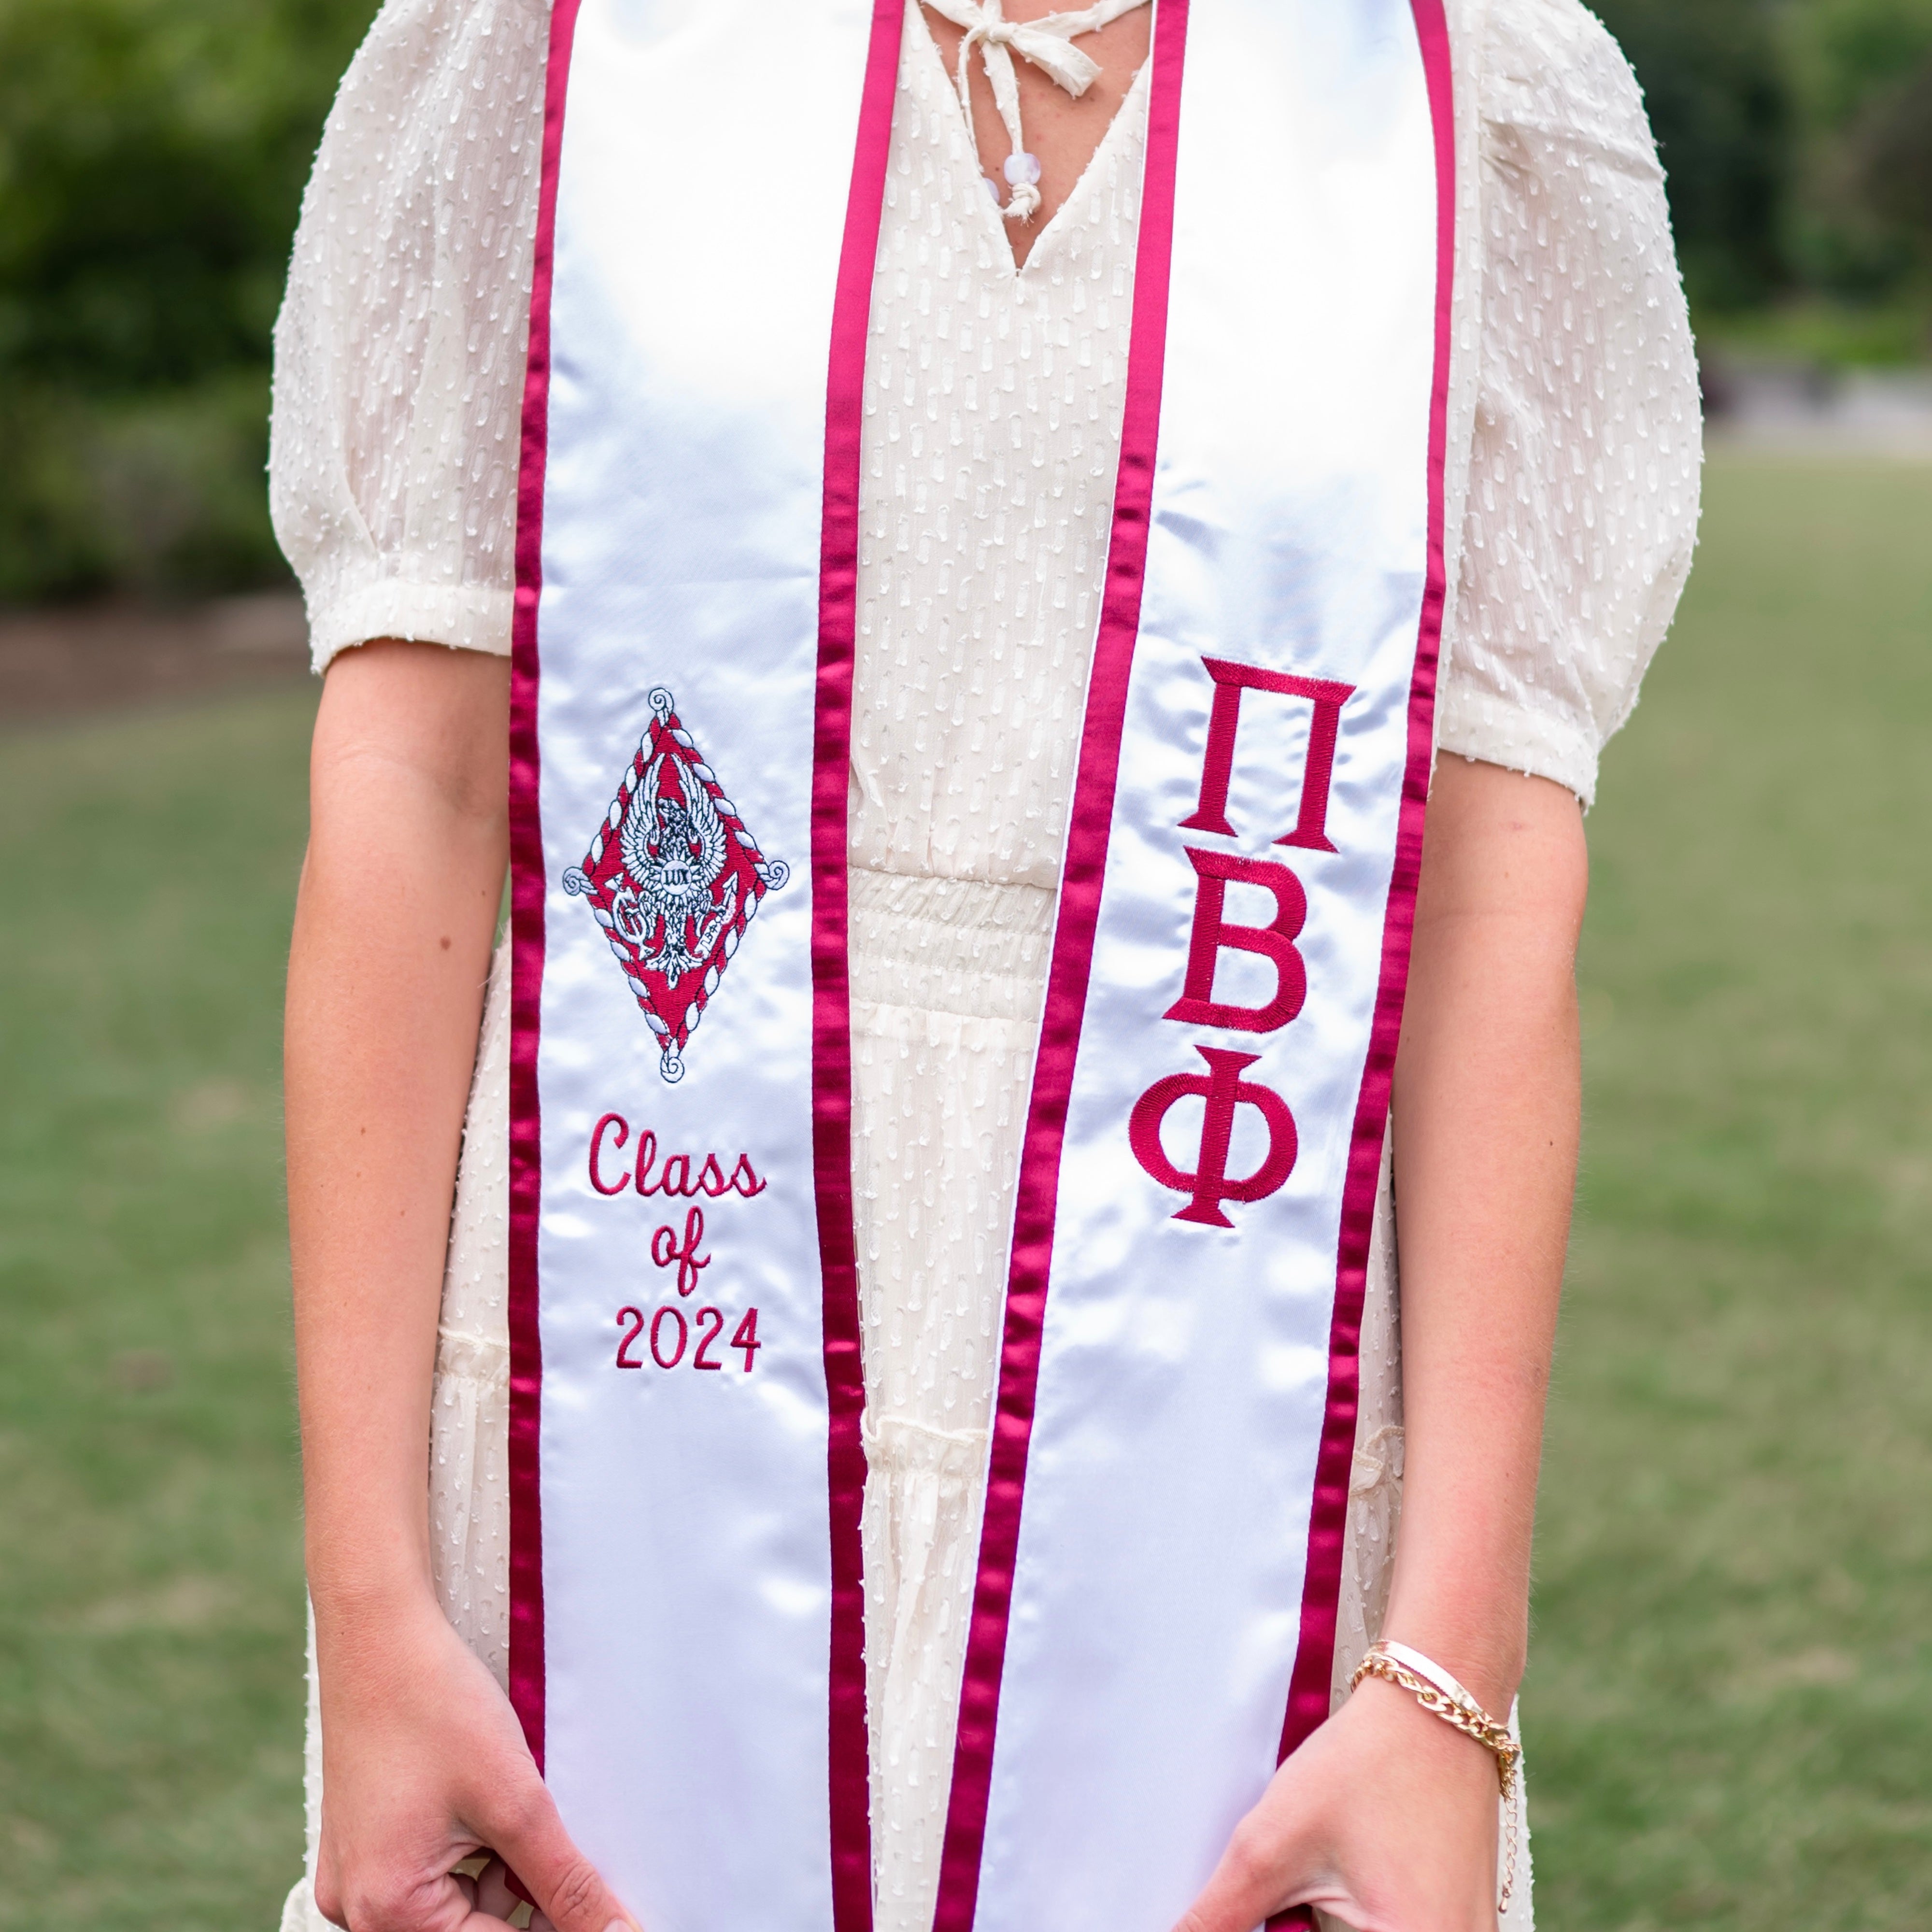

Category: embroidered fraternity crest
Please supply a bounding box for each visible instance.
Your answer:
[562,688,788,1083]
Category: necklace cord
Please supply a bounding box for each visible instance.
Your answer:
[921,0,1152,222]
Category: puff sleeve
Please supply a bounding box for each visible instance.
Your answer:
[1437,0,1703,808]
[268,0,548,672]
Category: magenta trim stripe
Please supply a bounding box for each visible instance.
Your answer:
[815,5,905,1927]
[505,0,584,1776]
[929,5,1192,1927]
[1268,11,1457,1923]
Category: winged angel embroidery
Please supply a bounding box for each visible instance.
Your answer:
[563,688,788,1082]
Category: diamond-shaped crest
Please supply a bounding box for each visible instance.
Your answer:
[562,687,788,1082]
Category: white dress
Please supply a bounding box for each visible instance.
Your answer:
[270,5,1700,1929]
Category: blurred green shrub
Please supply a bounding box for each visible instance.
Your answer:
[0,372,281,602]
[1785,0,1932,299]
[0,0,378,602]
[2,0,1929,607]
[1595,0,1932,334]
[1587,0,1795,312]
[1844,55,1932,262]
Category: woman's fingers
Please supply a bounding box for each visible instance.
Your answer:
[313,1867,350,1930]
[465,1860,517,1920]
[306,1603,614,1932]
[483,1785,639,1932]
[318,1861,510,1932]
[466,1857,553,1927]
[1175,1685,1506,1932]
[1171,1812,1314,1932]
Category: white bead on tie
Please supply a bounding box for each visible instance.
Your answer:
[922,0,1152,225]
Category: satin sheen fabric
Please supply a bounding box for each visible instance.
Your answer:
[948,8,1447,1925]
[513,5,881,1929]
[512,4,1451,1930]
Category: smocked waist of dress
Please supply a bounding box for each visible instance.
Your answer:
[848,866,1055,1025]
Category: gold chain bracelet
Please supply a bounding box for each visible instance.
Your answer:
[1349,1639,1521,1914]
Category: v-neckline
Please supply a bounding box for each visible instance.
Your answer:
[906,0,1152,280]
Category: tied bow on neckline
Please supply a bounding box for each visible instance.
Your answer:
[922,0,1151,223]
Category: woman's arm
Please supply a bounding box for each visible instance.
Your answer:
[1380,757,1584,1715]
[1176,755,1587,1932]
[287,641,635,1932]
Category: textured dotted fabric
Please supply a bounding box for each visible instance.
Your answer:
[274,3,1698,1929]
[850,7,1146,891]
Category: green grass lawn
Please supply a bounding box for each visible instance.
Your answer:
[0,687,315,1930]
[1,454,1929,1928]
[1533,455,1932,1927]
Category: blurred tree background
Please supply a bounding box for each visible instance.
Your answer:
[1593,0,1932,331]
[0,0,1929,603]
[0,0,380,603]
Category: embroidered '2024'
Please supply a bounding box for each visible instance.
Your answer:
[588,1114,769,1372]
[1129,657,1354,1228]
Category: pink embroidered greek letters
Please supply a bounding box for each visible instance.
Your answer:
[562,688,790,1084]
[1164,849,1308,1033]
[1128,1047,1299,1229]
[1132,653,1355,1223]
[1179,656,1355,853]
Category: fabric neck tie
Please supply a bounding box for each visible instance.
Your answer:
[922,0,1152,222]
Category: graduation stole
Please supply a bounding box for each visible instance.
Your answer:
[507,2,1454,1927]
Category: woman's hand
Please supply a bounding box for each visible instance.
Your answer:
[313,1584,638,1932]
[1172,1677,1500,1932]
[1171,757,1583,1931]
